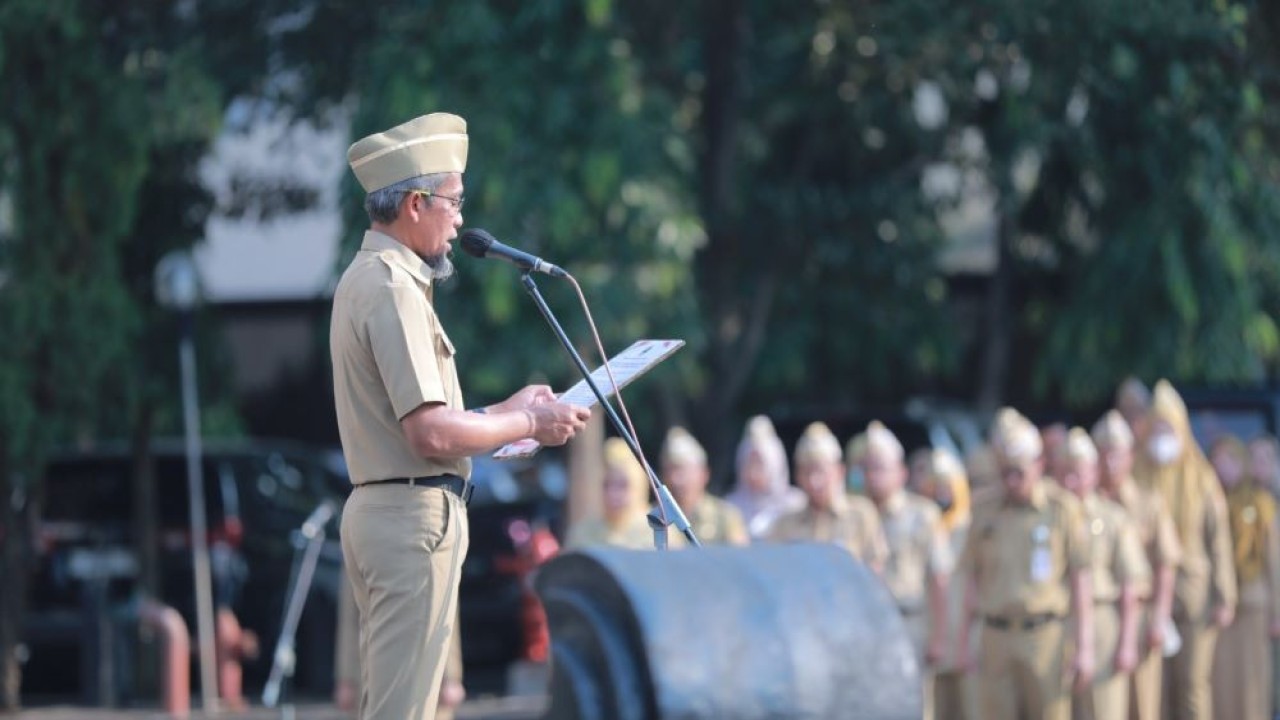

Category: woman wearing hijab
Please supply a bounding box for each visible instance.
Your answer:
[725,415,804,540]
[1131,380,1236,720]
[921,448,978,720]
[564,437,654,550]
[1209,435,1280,720]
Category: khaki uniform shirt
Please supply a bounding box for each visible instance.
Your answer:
[330,230,470,483]
[770,494,890,570]
[668,495,749,547]
[878,490,952,612]
[960,480,1090,618]
[1113,479,1182,599]
[1082,493,1150,602]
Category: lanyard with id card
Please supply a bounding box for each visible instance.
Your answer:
[1030,524,1053,583]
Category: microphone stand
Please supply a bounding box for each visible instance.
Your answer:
[520,272,700,550]
[262,500,336,716]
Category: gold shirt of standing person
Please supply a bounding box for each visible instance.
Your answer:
[957,408,1093,720]
[768,422,889,572]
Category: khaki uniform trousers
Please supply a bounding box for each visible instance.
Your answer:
[1075,604,1127,720]
[978,616,1069,720]
[341,484,469,720]
[901,611,934,720]
[933,670,980,720]
[1211,601,1271,720]
[1129,605,1163,720]
[1162,617,1218,720]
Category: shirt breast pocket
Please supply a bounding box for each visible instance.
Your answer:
[435,327,458,404]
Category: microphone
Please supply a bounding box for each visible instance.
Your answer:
[300,500,336,540]
[460,228,567,278]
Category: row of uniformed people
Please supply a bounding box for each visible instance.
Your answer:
[567,378,1280,720]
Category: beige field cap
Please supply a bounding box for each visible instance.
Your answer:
[347,113,469,193]
[795,422,843,465]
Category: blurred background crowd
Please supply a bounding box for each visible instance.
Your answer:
[559,378,1280,720]
[4,0,1280,716]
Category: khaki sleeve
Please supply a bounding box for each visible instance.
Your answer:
[1061,496,1091,573]
[866,506,890,571]
[366,280,447,420]
[1204,478,1239,609]
[1113,517,1151,586]
[1153,499,1183,570]
[957,521,981,581]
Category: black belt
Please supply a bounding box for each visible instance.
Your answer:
[983,613,1062,631]
[358,474,473,505]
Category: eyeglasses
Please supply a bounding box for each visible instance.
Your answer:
[406,189,465,212]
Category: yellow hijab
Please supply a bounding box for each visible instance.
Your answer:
[928,448,971,533]
[1132,380,1220,548]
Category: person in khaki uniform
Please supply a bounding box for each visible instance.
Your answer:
[1130,381,1235,720]
[660,427,749,547]
[860,421,951,718]
[565,437,654,550]
[958,409,1094,720]
[1059,428,1149,720]
[1092,410,1181,720]
[332,112,591,720]
[769,422,889,572]
[1208,435,1280,720]
[921,449,980,720]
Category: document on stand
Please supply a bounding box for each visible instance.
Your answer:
[493,339,685,460]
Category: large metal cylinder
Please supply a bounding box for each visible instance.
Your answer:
[534,543,921,720]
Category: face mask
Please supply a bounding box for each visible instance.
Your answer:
[1148,433,1182,466]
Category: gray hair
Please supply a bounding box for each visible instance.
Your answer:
[363,172,451,224]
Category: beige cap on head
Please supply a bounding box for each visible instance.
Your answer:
[347,113,469,193]
[796,422,843,465]
[1066,427,1098,464]
[661,426,707,467]
[992,409,1042,463]
[1091,410,1134,451]
[863,420,905,463]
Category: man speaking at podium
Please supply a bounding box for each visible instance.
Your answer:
[331,112,591,719]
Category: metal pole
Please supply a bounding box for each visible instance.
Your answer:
[180,326,220,712]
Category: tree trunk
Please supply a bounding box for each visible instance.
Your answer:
[131,400,158,596]
[0,452,30,712]
[693,0,762,487]
[976,210,1015,415]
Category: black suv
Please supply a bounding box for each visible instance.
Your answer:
[25,438,347,702]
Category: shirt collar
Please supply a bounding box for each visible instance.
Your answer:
[361,230,434,289]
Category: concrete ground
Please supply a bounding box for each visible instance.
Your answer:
[10,695,547,720]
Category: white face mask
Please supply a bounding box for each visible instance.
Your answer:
[1149,433,1182,466]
